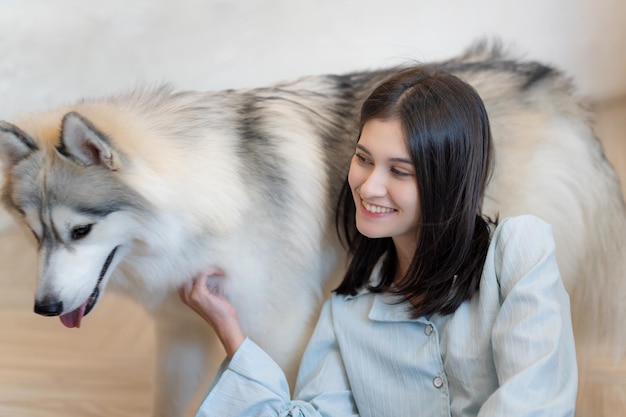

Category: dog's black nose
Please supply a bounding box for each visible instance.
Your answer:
[34,300,64,316]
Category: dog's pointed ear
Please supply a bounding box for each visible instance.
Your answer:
[0,121,39,167]
[60,112,122,170]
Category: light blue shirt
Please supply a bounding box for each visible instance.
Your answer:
[196,215,578,416]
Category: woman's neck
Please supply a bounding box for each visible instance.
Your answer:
[392,233,417,277]
[393,244,414,283]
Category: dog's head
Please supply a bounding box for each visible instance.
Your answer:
[0,112,151,328]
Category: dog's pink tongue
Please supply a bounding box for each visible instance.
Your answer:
[59,301,88,328]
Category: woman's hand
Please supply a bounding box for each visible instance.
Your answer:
[179,268,245,358]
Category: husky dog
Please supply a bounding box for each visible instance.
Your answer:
[1,43,625,416]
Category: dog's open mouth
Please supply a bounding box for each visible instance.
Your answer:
[59,246,119,329]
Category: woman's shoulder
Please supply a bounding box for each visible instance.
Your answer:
[488,214,559,294]
[492,214,554,247]
[328,286,377,320]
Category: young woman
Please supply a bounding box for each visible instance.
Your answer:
[179,66,578,416]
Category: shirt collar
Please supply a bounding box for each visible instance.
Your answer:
[342,255,430,323]
[368,292,430,323]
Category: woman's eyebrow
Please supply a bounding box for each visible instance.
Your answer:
[390,157,412,165]
[356,144,371,155]
[357,144,412,165]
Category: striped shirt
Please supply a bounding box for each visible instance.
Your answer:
[196,215,578,416]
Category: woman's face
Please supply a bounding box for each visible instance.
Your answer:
[348,118,421,251]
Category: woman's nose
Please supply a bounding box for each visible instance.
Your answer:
[359,169,387,198]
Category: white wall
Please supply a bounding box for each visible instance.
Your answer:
[0,0,624,120]
[0,0,624,228]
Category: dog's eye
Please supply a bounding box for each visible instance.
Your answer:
[71,224,93,241]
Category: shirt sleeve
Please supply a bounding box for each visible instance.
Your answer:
[478,215,578,416]
[195,299,358,417]
[293,297,358,415]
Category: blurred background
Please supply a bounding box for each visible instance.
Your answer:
[0,1,624,416]
[0,0,625,227]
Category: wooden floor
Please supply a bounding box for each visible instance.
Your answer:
[0,97,625,417]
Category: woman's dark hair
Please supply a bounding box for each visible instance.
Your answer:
[335,65,495,317]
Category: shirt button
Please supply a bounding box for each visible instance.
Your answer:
[425,324,434,336]
[433,376,444,388]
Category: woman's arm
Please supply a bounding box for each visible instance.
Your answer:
[179,269,244,358]
[480,216,578,416]
[180,272,358,417]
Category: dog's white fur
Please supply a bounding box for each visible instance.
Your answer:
[1,45,625,416]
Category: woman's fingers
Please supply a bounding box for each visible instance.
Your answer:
[178,278,193,304]
[198,267,224,279]
[179,267,224,302]
[191,272,209,296]
[177,267,244,358]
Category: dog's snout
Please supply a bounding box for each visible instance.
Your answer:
[34,300,64,316]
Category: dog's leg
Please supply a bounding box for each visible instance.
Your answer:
[151,313,224,417]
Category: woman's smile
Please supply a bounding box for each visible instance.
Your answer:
[359,198,396,215]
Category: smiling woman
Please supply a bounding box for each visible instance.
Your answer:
[348,119,421,254]
[179,66,578,417]
[337,68,494,320]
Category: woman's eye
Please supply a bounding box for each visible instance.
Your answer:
[391,168,412,177]
[354,153,369,163]
[71,224,93,241]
